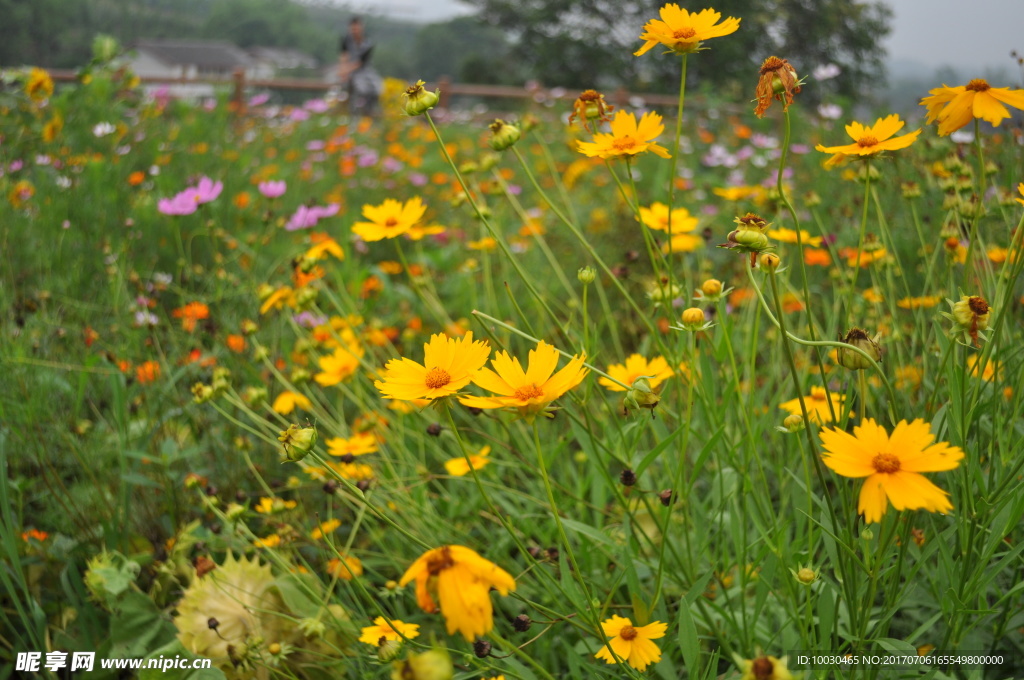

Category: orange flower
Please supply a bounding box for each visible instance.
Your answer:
[803,248,832,266]
[128,171,146,186]
[172,302,210,332]
[226,334,246,353]
[135,360,161,384]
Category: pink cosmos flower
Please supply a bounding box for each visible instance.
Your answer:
[157,177,222,215]
[258,180,287,198]
[285,203,340,231]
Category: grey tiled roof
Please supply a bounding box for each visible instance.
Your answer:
[134,40,253,70]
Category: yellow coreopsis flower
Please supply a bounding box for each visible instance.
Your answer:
[359,617,420,646]
[375,332,491,401]
[326,432,379,457]
[577,110,671,160]
[25,67,54,100]
[314,344,364,386]
[820,419,964,523]
[594,615,667,671]
[639,202,698,233]
[767,227,823,248]
[598,354,674,393]
[815,114,921,159]
[779,386,845,425]
[304,236,345,261]
[736,654,794,680]
[459,341,588,421]
[352,197,427,242]
[443,446,490,477]
[897,296,943,309]
[272,391,312,415]
[399,545,515,641]
[311,518,341,540]
[920,79,1024,136]
[634,5,740,56]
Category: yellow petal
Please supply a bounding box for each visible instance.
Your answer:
[858,475,889,523]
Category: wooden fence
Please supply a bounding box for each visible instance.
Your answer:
[47,68,682,113]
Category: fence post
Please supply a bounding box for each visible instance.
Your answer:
[438,76,451,109]
[232,67,246,115]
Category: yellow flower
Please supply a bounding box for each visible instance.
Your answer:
[599,355,674,393]
[577,110,671,160]
[272,391,312,415]
[254,534,282,548]
[815,114,921,158]
[1016,182,1024,206]
[634,5,740,56]
[314,344,364,386]
[255,497,297,514]
[779,386,845,425]
[326,432,379,457]
[467,237,498,251]
[25,67,54,100]
[259,286,295,315]
[359,617,420,645]
[639,202,698,233]
[375,332,491,401]
[460,341,588,421]
[594,615,667,671]
[311,518,341,540]
[737,654,794,680]
[920,79,1024,136]
[444,446,490,476]
[820,419,964,524]
[399,545,515,641]
[304,236,345,261]
[406,223,446,241]
[713,185,765,202]
[767,227,823,248]
[327,555,364,580]
[352,197,427,242]
[897,295,943,309]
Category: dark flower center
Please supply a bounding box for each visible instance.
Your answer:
[968,296,989,315]
[612,136,639,151]
[872,453,901,474]
[619,625,638,641]
[857,135,879,147]
[965,79,990,92]
[385,217,399,227]
[673,27,697,39]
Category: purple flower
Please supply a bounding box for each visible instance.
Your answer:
[157,177,222,215]
[293,311,327,328]
[157,195,198,215]
[258,180,287,198]
[381,156,403,173]
[194,177,223,202]
[409,172,428,186]
[357,150,379,167]
[285,203,340,231]
[289,108,310,122]
[303,99,329,113]
[9,160,23,172]
[248,92,271,107]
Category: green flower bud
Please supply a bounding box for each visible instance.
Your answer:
[836,328,882,370]
[488,119,521,151]
[577,266,596,284]
[402,80,440,116]
[278,424,317,462]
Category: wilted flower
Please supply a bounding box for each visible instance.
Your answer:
[836,328,882,370]
[754,56,801,118]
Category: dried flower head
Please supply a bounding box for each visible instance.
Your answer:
[755,56,801,118]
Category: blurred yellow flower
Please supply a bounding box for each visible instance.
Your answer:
[311,518,341,540]
[921,79,1024,136]
[444,446,490,477]
[315,345,364,386]
[359,617,420,645]
[352,197,427,241]
[897,296,942,309]
[399,545,515,641]
[326,432,379,457]
[327,555,363,580]
[767,227,823,248]
[634,5,740,56]
[272,391,312,415]
[779,386,844,425]
[599,354,674,393]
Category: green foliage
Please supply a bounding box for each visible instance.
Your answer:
[465,0,892,97]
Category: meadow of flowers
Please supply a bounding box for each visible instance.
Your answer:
[3,7,1024,679]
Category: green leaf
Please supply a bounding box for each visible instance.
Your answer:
[676,597,700,674]
[141,639,226,680]
[109,591,176,658]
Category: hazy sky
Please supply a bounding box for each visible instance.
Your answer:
[357,0,1023,72]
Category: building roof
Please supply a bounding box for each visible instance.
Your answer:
[134,40,253,71]
[247,46,318,70]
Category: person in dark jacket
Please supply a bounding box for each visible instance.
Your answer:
[338,17,382,117]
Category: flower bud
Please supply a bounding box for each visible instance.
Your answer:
[378,639,403,663]
[680,307,705,330]
[242,385,269,406]
[951,295,990,330]
[513,614,532,632]
[793,566,818,585]
[402,80,440,116]
[701,278,723,297]
[278,424,317,462]
[782,414,805,432]
[192,382,215,404]
[577,266,596,284]
[488,119,521,151]
[837,328,882,370]
[760,253,780,271]
[225,503,246,521]
[659,489,674,506]
[473,639,492,658]
[619,469,638,486]
[92,35,120,63]
[391,649,453,680]
[623,376,661,413]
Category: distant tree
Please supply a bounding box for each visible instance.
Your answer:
[412,16,518,84]
[462,0,893,99]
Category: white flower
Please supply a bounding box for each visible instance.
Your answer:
[813,63,841,80]
[92,122,116,137]
[817,103,843,120]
